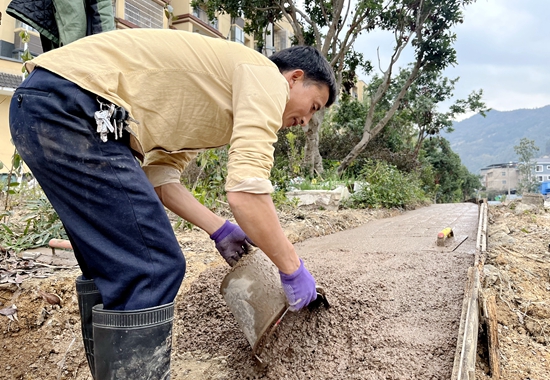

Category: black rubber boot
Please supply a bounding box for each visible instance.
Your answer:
[75,276,103,380]
[92,302,174,379]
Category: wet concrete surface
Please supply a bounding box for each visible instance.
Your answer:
[175,203,478,379]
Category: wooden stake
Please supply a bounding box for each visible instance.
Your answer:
[486,295,501,379]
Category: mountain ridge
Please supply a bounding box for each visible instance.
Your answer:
[443,105,550,173]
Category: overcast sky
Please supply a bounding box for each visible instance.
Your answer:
[355,0,550,117]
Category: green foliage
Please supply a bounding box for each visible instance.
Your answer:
[285,131,304,176]
[272,126,307,183]
[346,160,428,209]
[0,195,67,252]
[163,2,178,22]
[2,148,26,211]
[514,137,540,194]
[188,149,228,209]
[421,137,480,203]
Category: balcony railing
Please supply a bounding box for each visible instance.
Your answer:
[192,7,219,30]
[125,0,164,29]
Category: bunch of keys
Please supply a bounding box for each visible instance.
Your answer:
[95,101,116,142]
[94,99,133,142]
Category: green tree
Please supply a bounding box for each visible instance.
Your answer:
[514,137,540,194]
[421,137,478,203]
[337,0,477,174]
[390,66,489,157]
[195,0,478,177]
[194,0,381,174]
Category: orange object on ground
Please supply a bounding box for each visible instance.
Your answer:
[436,227,454,246]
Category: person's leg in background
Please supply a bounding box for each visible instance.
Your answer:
[9,68,186,379]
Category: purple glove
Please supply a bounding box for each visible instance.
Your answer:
[279,259,317,311]
[210,220,255,267]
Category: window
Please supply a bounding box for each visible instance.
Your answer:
[547,165,550,170]
[192,7,218,29]
[537,175,544,182]
[274,28,288,51]
[501,171,506,176]
[15,21,38,33]
[125,0,164,29]
[231,25,245,44]
[502,180,507,185]
[535,165,543,172]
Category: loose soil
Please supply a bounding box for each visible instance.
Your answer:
[1,202,549,380]
[476,201,550,379]
[0,207,397,380]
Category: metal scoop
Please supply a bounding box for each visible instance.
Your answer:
[220,249,287,355]
[220,250,330,362]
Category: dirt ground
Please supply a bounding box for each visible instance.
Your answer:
[1,201,549,379]
[475,201,550,380]
[0,207,399,380]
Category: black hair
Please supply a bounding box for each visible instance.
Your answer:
[269,46,337,108]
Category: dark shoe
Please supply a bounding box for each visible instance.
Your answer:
[92,302,174,379]
[76,275,102,379]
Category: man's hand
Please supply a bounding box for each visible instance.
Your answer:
[279,259,317,311]
[210,220,255,266]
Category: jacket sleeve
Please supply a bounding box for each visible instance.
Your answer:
[6,0,60,45]
[53,0,115,46]
[225,63,288,194]
[142,151,198,188]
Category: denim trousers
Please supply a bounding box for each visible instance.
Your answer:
[9,68,186,310]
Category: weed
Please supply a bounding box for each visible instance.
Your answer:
[0,194,67,252]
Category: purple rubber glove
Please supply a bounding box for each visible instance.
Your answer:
[279,259,317,311]
[210,220,255,267]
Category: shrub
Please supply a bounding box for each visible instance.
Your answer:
[345,160,428,209]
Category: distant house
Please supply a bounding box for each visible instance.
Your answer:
[480,162,519,193]
[531,157,550,183]
[350,79,367,103]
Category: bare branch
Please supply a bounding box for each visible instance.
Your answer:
[319,1,331,28]
[321,0,345,55]
[278,1,304,45]
[294,7,322,47]
[328,9,376,67]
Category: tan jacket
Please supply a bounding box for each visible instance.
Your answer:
[26,29,289,193]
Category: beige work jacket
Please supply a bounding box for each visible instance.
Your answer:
[26,28,289,193]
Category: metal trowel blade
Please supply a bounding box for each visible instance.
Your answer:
[308,286,330,310]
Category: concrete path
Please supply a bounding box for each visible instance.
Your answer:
[177,203,481,379]
[296,202,479,256]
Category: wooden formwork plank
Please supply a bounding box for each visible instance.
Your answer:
[452,266,480,379]
[452,200,486,380]
[481,202,488,253]
[485,295,501,379]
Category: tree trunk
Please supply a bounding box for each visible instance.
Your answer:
[337,61,422,175]
[303,110,325,176]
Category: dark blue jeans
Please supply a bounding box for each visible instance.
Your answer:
[9,69,186,310]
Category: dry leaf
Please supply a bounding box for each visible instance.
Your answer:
[0,304,18,321]
[38,290,62,306]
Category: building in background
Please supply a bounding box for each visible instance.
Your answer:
[0,8,37,171]
[0,0,294,173]
[531,157,550,183]
[479,162,519,194]
[350,79,367,103]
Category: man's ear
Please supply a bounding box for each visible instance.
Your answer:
[283,69,305,88]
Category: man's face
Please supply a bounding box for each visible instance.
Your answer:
[281,70,330,128]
